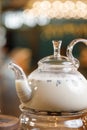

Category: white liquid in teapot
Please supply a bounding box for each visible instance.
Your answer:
[16,72,87,112]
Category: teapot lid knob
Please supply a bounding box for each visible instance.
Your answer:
[52,40,62,58]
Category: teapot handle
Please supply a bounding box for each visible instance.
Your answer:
[66,38,87,68]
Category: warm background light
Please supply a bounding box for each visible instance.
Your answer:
[2,0,87,29]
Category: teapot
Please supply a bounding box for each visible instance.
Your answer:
[8,38,87,113]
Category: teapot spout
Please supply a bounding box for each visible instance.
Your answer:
[8,62,32,103]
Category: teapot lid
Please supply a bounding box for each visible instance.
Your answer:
[38,40,78,69]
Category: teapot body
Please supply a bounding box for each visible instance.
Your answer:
[24,66,87,112]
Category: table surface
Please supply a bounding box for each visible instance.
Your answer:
[0,114,20,130]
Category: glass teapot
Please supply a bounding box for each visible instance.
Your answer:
[8,38,87,130]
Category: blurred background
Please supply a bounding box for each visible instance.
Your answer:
[0,0,87,117]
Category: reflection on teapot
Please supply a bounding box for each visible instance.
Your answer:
[8,38,87,113]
